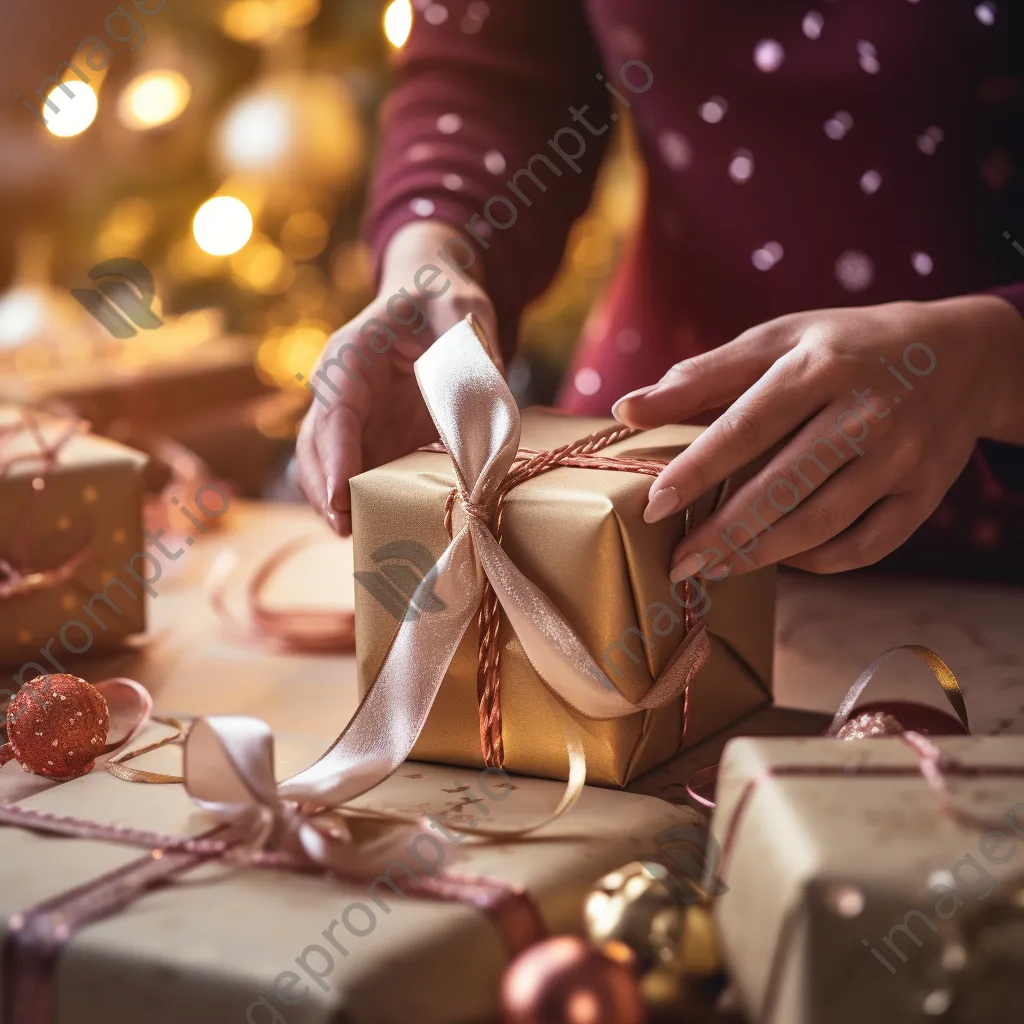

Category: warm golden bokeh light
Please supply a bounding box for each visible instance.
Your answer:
[43,81,99,138]
[230,236,295,293]
[384,0,413,48]
[257,320,330,387]
[95,197,157,260]
[118,70,192,131]
[221,0,275,42]
[221,0,321,43]
[192,196,255,257]
[280,210,329,260]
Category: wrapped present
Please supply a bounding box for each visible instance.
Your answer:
[709,730,1024,1024]
[0,408,147,673]
[0,725,706,1024]
[351,317,774,787]
[0,332,270,436]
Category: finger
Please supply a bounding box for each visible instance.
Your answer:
[642,345,834,524]
[670,450,896,580]
[611,319,798,430]
[782,492,936,574]
[314,403,363,538]
[295,412,328,512]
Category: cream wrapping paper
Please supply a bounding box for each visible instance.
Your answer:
[351,332,775,787]
[0,729,705,1024]
[710,736,1024,1024]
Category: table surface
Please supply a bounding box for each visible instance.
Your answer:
[2,500,1020,1022]
[8,499,1019,750]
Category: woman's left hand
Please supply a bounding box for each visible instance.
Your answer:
[612,296,1024,581]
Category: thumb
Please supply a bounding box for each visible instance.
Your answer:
[611,324,793,429]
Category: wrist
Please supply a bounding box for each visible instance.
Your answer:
[379,219,487,295]
[936,294,1024,444]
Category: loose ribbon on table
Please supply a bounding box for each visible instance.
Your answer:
[204,537,358,654]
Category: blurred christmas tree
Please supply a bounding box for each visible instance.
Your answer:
[0,0,642,409]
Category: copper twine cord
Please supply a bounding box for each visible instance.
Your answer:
[428,423,696,770]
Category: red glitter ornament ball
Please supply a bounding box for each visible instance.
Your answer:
[501,936,644,1024]
[845,701,969,737]
[3,674,109,779]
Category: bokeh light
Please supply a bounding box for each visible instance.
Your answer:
[95,197,156,260]
[192,196,254,256]
[230,235,295,293]
[384,0,413,48]
[257,320,330,388]
[221,0,321,43]
[118,70,192,130]
[280,210,329,260]
[43,81,99,138]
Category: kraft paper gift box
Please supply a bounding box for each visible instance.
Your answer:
[0,335,269,435]
[0,729,707,1024]
[351,406,776,788]
[0,408,147,667]
[709,736,1024,1024]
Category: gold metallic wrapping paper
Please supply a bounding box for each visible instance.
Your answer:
[351,410,775,787]
[0,408,147,666]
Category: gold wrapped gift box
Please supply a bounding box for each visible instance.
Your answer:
[0,731,705,1024]
[0,408,147,673]
[710,736,1024,1024]
[351,409,775,787]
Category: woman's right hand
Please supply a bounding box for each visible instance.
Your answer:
[295,221,498,536]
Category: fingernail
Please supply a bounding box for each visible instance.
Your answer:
[611,385,657,423]
[644,486,680,524]
[669,551,703,583]
[326,477,339,511]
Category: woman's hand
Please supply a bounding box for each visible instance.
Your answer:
[612,296,1024,580]
[295,221,497,535]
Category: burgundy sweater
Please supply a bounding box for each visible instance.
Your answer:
[366,0,1024,580]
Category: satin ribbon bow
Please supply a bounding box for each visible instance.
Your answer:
[171,316,709,859]
[183,718,425,875]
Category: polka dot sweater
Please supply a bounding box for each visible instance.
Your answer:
[365,0,1024,581]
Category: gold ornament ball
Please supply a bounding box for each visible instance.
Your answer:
[501,936,644,1024]
[215,72,365,189]
[585,861,694,967]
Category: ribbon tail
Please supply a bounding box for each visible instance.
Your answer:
[471,524,703,721]
[436,524,707,842]
[826,644,970,737]
[279,528,486,805]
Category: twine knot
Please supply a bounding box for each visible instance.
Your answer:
[430,424,696,772]
[460,497,493,525]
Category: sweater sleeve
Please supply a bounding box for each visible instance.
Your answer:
[363,0,612,358]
